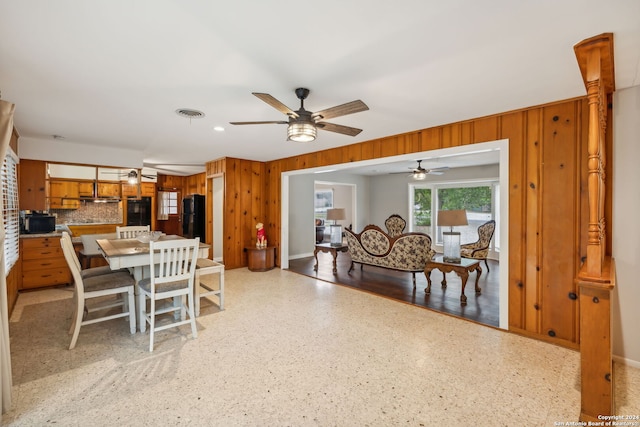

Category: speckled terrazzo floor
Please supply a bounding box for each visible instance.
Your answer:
[3,268,639,426]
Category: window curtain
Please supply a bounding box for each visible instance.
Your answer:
[157,191,169,220]
[0,99,15,413]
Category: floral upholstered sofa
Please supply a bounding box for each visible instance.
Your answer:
[344,224,436,287]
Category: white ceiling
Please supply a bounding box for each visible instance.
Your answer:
[1,1,639,176]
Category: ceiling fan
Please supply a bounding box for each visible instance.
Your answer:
[391,160,449,180]
[230,88,369,142]
[102,169,157,184]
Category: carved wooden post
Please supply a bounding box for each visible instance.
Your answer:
[574,33,616,422]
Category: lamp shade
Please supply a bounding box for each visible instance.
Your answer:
[437,209,468,227]
[326,208,346,221]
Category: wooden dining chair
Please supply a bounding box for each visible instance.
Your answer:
[137,237,200,352]
[60,232,136,349]
[116,225,150,239]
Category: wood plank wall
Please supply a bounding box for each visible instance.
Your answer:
[248,97,593,347]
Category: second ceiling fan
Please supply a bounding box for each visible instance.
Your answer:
[230,88,368,142]
[391,160,449,180]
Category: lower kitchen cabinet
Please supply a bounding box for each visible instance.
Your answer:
[20,235,72,289]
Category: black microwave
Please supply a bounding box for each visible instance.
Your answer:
[24,215,56,234]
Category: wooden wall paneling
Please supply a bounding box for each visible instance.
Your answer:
[441,124,461,148]
[540,102,579,343]
[420,127,442,151]
[502,111,527,330]
[472,116,500,144]
[524,107,542,333]
[320,146,348,168]
[460,121,473,146]
[265,161,282,264]
[223,158,242,268]
[359,140,377,161]
[346,143,362,163]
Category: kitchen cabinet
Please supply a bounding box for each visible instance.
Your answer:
[97,182,121,198]
[78,181,94,197]
[20,236,72,289]
[19,159,47,211]
[49,180,80,209]
[122,182,155,198]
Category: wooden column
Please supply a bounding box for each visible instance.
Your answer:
[574,33,616,421]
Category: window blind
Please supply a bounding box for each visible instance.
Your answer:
[2,149,19,274]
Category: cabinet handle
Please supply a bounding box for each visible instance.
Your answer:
[41,251,52,255]
[41,274,52,278]
[40,263,52,267]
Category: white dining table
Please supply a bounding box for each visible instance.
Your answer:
[96,234,210,280]
[96,234,211,330]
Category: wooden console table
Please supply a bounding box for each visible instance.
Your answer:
[314,242,349,274]
[245,246,276,272]
[424,256,482,304]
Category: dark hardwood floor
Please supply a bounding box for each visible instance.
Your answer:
[287,250,500,328]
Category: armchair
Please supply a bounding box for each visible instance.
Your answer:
[384,214,406,237]
[460,220,496,271]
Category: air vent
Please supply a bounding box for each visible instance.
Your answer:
[175,108,205,119]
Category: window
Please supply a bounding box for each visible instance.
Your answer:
[166,191,178,215]
[314,189,333,221]
[2,149,19,274]
[410,179,499,253]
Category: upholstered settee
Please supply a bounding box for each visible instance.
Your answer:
[344,224,436,286]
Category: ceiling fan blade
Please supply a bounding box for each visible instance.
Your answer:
[252,93,299,118]
[426,166,450,175]
[312,100,369,121]
[229,121,288,125]
[316,122,363,137]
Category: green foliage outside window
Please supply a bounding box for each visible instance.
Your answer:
[413,188,431,226]
[438,187,492,212]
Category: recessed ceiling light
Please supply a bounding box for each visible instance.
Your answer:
[175,108,205,119]
[213,126,225,132]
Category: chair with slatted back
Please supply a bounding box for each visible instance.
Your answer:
[60,232,136,349]
[116,225,150,239]
[138,237,199,352]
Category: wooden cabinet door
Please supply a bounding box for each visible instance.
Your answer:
[19,159,47,211]
[97,182,121,198]
[77,181,94,197]
[49,180,80,209]
[121,183,138,197]
[141,182,156,196]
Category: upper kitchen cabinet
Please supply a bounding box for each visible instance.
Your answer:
[49,180,80,209]
[19,159,47,211]
[97,182,121,198]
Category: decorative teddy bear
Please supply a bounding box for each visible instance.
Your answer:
[256,222,267,248]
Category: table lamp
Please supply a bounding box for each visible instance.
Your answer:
[437,209,468,263]
[326,208,346,246]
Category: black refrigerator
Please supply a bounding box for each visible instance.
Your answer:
[182,194,205,242]
[126,197,152,226]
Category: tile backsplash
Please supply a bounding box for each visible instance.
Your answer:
[51,201,123,224]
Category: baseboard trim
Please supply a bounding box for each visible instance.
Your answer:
[613,354,640,369]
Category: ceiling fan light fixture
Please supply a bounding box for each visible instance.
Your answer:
[127,170,139,184]
[287,122,317,142]
[413,171,427,180]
